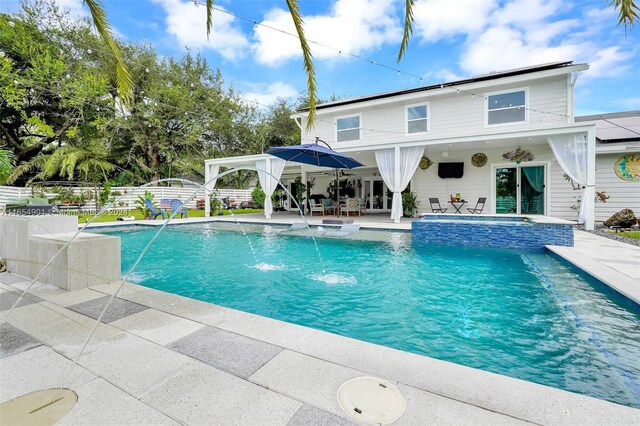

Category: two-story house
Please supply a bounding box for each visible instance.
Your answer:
[204,61,600,230]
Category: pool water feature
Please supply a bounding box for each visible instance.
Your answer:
[100,223,640,408]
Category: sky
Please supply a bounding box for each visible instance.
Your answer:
[3,0,639,115]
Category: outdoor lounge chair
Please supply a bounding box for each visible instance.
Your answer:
[309,201,325,216]
[265,222,309,234]
[321,198,335,214]
[429,198,447,213]
[145,198,167,220]
[170,199,188,218]
[321,223,361,237]
[467,197,486,214]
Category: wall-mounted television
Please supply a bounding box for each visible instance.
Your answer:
[438,162,464,179]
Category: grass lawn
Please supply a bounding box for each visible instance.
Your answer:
[619,231,640,240]
[78,208,264,223]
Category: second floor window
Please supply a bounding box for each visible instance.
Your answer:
[336,115,360,142]
[407,104,428,133]
[487,90,527,125]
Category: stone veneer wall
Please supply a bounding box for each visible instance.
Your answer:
[412,215,573,251]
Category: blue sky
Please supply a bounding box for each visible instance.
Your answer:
[3,0,639,115]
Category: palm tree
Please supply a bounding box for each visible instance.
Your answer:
[81,0,638,128]
[0,146,15,184]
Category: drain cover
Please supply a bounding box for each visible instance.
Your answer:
[337,377,405,425]
[0,388,78,426]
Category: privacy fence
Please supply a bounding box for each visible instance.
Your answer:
[0,185,253,212]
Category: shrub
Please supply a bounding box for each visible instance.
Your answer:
[252,185,266,209]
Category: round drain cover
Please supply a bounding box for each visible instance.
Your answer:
[0,388,78,426]
[337,377,405,425]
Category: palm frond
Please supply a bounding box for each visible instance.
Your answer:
[206,0,214,39]
[83,0,133,106]
[608,0,639,28]
[397,0,415,62]
[285,0,317,131]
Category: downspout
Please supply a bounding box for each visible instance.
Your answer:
[568,72,580,123]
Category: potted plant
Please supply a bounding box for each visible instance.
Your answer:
[402,191,419,217]
[293,176,307,214]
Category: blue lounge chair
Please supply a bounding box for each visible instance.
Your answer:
[170,199,188,218]
[145,198,167,220]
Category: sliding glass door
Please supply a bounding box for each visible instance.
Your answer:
[495,165,546,215]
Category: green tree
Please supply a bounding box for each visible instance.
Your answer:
[0,146,15,184]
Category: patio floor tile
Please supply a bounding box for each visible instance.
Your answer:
[0,345,95,403]
[0,323,42,358]
[110,308,205,346]
[287,404,353,426]
[142,363,301,425]
[167,326,282,379]
[67,295,148,323]
[395,383,532,425]
[77,334,196,398]
[11,281,106,307]
[4,301,125,358]
[0,272,31,285]
[0,290,44,311]
[249,349,362,418]
[59,378,180,426]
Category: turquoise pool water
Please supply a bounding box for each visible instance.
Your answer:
[100,223,640,408]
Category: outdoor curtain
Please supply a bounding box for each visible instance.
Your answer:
[375,146,423,223]
[255,158,286,219]
[547,132,590,223]
[204,164,220,217]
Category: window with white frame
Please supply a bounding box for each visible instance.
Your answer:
[487,89,527,125]
[336,115,361,142]
[406,104,428,134]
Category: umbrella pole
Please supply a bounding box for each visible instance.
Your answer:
[335,168,340,217]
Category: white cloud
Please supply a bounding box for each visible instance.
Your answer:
[52,0,88,18]
[153,0,249,60]
[585,46,633,78]
[413,0,498,42]
[460,27,582,75]
[253,0,400,66]
[422,68,465,83]
[242,82,299,106]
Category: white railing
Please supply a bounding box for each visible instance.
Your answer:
[0,185,253,211]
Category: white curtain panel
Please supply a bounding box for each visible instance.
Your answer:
[204,164,220,217]
[375,146,424,222]
[256,158,286,218]
[547,132,589,223]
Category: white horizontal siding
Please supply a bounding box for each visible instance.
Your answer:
[307,75,569,146]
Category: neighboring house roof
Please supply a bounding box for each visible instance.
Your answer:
[576,110,640,153]
[299,61,580,112]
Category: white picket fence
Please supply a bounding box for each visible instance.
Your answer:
[0,185,253,211]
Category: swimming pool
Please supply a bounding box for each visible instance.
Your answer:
[100,222,640,408]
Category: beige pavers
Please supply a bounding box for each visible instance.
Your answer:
[142,363,302,425]
[110,308,205,346]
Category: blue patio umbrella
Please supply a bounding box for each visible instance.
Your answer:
[266,139,364,211]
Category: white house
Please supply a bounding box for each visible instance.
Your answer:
[205,61,606,229]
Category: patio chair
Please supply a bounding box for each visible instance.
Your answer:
[145,198,167,220]
[309,201,325,216]
[321,223,361,237]
[467,197,486,214]
[340,198,361,217]
[429,198,447,213]
[170,199,188,218]
[359,199,367,215]
[321,198,335,215]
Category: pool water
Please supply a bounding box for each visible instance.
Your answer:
[101,223,640,408]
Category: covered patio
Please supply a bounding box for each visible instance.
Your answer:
[204,122,597,229]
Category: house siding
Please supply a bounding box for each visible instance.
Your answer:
[305,76,569,147]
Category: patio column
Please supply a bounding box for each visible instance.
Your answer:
[301,168,308,215]
[585,127,596,230]
[204,164,219,218]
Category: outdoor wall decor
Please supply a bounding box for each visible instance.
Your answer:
[471,153,488,167]
[419,155,433,170]
[614,154,640,181]
[502,147,534,164]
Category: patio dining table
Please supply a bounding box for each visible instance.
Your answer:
[448,200,467,214]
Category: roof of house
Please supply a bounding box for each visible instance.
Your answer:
[299,61,579,112]
[576,110,640,144]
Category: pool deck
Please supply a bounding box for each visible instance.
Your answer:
[1,213,638,424]
[2,273,639,425]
